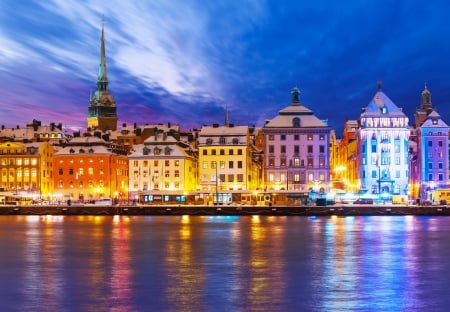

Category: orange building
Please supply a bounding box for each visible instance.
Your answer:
[53,136,128,203]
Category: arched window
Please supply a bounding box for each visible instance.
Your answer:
[292,117,300,127]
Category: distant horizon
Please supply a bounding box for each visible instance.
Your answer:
[1,1,450,135]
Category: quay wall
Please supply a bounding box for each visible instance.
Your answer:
[1,204,450,216]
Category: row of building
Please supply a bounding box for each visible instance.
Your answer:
[0,25,448,205]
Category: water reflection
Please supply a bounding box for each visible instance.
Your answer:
[2,216,450,311]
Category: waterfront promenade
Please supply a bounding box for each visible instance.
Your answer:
[0,204,449,216]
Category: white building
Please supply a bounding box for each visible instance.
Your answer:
[356,82,410,195]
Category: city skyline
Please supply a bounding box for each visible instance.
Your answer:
[1,1,450,135]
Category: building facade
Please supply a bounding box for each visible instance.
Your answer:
[262,87,331,200]
[128,130,197,204]
[356,83,410,196]
[53,136,128,203]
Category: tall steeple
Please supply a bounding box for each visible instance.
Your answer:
[97,20,108,92]
[87,19,118,132]
[290,86,301,105]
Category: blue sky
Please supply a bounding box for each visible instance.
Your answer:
[1,0,450,135]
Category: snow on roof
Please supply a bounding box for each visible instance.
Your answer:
[362,90,407,118]
[199,125,248,136]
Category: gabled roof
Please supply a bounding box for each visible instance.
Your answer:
[421,110,449,128]
[199,125,248,136]
[361,90,407,118]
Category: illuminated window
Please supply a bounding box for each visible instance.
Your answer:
[294,174,300,182]
[88,168,93,175]
[203,161,208,169]
[220,161,225,169]
[280,173,286,182]
[269,173,274,182]
[294,158,300,167]
[79,168,84,175]
[175,160,179,166]
[31,159,37,166]
[268,135,274,141]
[165,160,170,166]
[17,159,22,166]
[307,134,313,141]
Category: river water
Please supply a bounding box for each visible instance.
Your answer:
[1,215,450,311]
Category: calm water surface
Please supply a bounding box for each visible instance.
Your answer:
[1,215,450,311]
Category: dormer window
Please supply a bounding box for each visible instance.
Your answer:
[292,117,300,127]
[79,148,85,153]
[432,118,438,125]
[232,138,239,144]
[219,137,226,144]
[143,146,150,155]
[206,138,213,145]
[381,106,388,114]
[69,148,75,154]
[154,147,161,155]
[164,146,171,155]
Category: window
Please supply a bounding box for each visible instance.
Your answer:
[220,161,225,169]
[280,134,286,141]
[294,174,300,182]
[69,168,74,175]
[165,160,170,166]
[228,174,234,182]
[294,145,299,154]
[211,161,216,169]
[428,163,433,169]
[307,134,313,141]
[268,135,275,141]
[237,149,243,155]
[438,141,443,147]
[220,137,225,144]
[294,158,300,167]
[438,162,443,169]
[212,149,216,155]
[203,161,208,169]
[319,135,325,141]
[307,158,313,167]
[439,174,444,181]
[307,145,313,153]
[229,161,234,169]
[229,149,234,155]
[280,158,286,167]
[280,145,286,153]
[88,168,94,175]
[428,141,432,147]
[372,170,377,178]
[280,173,286,182]
[269,145,274,153]
[371,143,377,153]
[79,168,84,175]
[175,170,180,177]
[58,168,63,175]
[237,174,243,182]
[269,158,274,167]
[154,160,158,166]
[203,150,207,155]
[269,173,274,182]
[238,161,242,168]
[319,145,325,153]
[220,149,225,155]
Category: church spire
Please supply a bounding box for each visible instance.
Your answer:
[97,19,108,92]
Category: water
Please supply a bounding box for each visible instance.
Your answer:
[1,215,450,311]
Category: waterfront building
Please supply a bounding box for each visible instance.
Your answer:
[53,136,128,203]
[128,129,197,204]
[356,82,410,196]
[418,110,449,199]
[0,141,54,199]
[197,122,261,204]
[262,87,331,203]
[87,23,118,132]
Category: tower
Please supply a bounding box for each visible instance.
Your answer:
[87,21,118,132]
[414,83,433,127]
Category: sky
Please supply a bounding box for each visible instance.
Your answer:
[1,0,450,136]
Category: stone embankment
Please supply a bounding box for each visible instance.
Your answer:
[0,204,449,216]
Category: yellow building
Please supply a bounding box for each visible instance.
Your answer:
[197,124,262,203]
[0,141,54,200]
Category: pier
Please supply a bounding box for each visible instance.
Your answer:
[1,204,450,216]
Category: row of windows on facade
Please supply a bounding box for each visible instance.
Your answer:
[133,181,181,190]
[363,156,409,166]
[268,157,326,167]
[132,170,181,178]
[201,174,245,183]
[2,182,37,190]
[2,169,38,178]
[0,158,39,166]
[132,160,180,167]
[266,172,326,183]
[202,161,243,169]
[202,148,244,156]
[58,168,105,175]
[205,138,241,145]
[57,180,105,188]
[267,134,326,141]
[267,145,326,154]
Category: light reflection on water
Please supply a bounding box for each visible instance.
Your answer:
[1,216,450,311]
